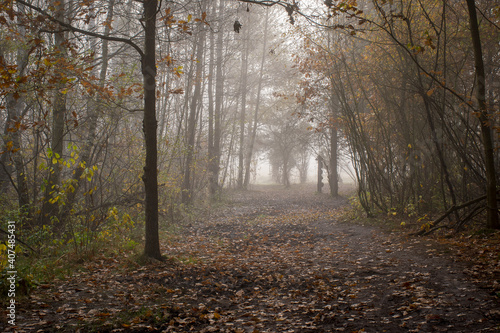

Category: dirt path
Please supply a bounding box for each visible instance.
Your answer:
[4,184,500,332]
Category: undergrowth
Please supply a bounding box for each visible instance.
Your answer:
[0,189,227,301]
[0,205,145,300]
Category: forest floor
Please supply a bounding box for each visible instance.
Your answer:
[3,183,500,332]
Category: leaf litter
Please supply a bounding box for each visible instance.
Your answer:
[3,184,499,332]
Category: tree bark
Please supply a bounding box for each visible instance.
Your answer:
[0,17,30,209]
[182,18,206,204]
[40,0,67,227]
[237,26,249,189]
[207,0,224,197]
[244,9,269,189]
[328,124,338,197]
[5,98,29,209]
[466,0,499,229]
[143,0,162,259]
[212,0,225,196]
[317,156,323,193]
[207,3,216,196]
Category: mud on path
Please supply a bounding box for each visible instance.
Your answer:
[5,184,500,332]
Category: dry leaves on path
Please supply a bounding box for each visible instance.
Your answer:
[3,184,499,332]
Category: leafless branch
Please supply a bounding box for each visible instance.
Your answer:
[16,0,145,58]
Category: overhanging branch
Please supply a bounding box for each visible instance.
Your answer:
[16,0,144,58]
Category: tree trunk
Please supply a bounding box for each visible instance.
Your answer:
[237,26,249,189]
[329,124,338,197]
[212,0,225,196]
[182,20,206,204]
[317,156,323,193]
[5,97,29,209]
[207,3,216,196]
[0,19,30,210]
[243,9,269,189]
[420,91,458,220]
[208,0,224,198]
[40,0,67,227]
[143,0,161,259]
[64,0,115,215]
[283,154,290,187]
[466,0,499,229]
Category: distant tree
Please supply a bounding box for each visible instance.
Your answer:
[265,108,311,187]
[237,15,250,189]
[243,9,270,189]
[181,4,207,205]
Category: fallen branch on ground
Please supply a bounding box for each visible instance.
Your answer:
[411,194,488,236]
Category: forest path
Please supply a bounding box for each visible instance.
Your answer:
[6,184,500,332]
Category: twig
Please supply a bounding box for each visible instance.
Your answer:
[0,227,37,253]
[411,194,488,236]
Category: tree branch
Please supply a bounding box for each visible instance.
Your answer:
[411,194,490,236]
[0,227,37,253]
[238,0,284,7]
[476,6,500,31]
[16,0,144,58]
